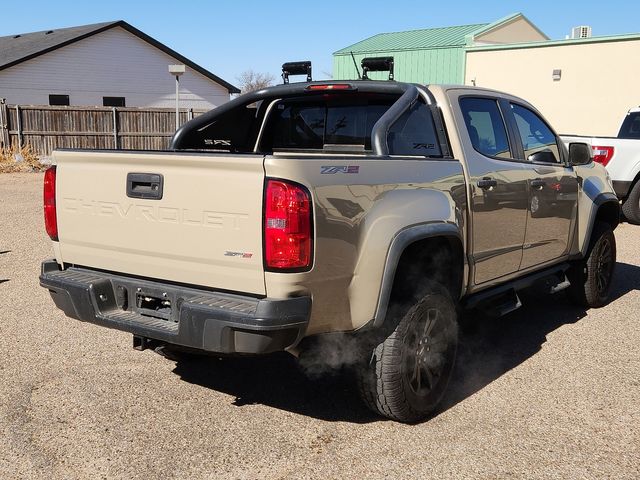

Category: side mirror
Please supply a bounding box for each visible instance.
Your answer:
[569,142,592,166]
[527,149,558,164]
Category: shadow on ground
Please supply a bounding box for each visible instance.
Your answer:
[173,262,640,423]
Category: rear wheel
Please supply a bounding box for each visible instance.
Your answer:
[567,221,616,308]
[621,181,640,225]
[357,284,458,423]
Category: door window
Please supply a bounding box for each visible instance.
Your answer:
[460,98,511,159]
[511,104,560,163]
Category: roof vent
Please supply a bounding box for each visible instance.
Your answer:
[571,26,592,39]
[13,34,21,39]
[45,30,54,35]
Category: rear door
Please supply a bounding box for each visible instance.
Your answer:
[507,103,578,269]
[55,150,266,294]
[456,95,529,285]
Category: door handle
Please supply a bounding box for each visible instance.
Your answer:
[477,177,497,189]
[127,173,164,200]
[531,178,545,190]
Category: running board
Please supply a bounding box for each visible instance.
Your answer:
[464,263,570,316]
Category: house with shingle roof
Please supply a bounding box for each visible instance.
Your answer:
[0,21,238,108]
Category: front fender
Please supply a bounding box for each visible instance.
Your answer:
[574,162,619,256]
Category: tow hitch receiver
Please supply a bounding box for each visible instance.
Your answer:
[132,335,161,351]
[135,291,173,321]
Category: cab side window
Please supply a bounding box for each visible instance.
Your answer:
[460,97,511,159]
[511,104,560,163]
[388,101,442,157]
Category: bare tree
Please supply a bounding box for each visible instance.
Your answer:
[236,70,276,94]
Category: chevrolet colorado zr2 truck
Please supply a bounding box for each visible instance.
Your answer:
[40,60,619,423]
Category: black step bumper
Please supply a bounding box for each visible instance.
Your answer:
[39,260,311,355]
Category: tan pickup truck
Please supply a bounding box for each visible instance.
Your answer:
[40,66,619,422]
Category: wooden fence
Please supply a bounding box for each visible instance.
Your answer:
[0,102,206,156]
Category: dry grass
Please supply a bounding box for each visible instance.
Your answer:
[0,144,45,173]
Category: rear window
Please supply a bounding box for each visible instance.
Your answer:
[263,95,394,152]
[177,92,445,157]
[618,111,640,139]
[262,94,442,156]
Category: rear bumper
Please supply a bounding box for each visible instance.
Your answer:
[39,260,310,355]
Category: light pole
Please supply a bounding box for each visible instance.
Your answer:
[168,64,185,129]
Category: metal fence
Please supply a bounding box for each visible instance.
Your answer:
[0,102,206,156]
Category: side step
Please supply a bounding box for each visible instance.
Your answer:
[476,290,522,318]
[464,264,570,318]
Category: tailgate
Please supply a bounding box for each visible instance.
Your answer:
[54,150,266,295]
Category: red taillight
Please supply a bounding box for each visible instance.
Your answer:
[264,179,312,270]
[306,84,353,91]
[592,146,615,166]
[44,166,58,241]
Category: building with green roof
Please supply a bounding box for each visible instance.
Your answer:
[333,12,640,136]
[333,13,547,83]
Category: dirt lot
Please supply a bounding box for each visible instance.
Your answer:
[1,172,638,479]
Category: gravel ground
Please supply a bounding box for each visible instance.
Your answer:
[1,172,638,479]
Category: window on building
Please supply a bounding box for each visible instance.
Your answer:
[49,94,69,106]
[103,97,126,107]
[460,97,511,159]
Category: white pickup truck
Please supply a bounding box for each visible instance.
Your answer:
[562,108,640,224]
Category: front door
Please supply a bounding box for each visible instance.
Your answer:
[508,103,579,269]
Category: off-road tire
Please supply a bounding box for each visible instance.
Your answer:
[357,284,458,423]
[621,180,640,225]
[567,221,616,308]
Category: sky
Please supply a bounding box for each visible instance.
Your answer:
[2,0,639,88]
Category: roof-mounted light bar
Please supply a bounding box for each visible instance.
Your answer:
[361,56,394,81]
[282,61,312,84]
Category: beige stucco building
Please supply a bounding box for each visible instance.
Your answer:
[465,34,640,136]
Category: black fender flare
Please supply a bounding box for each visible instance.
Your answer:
[581,192,620,257]
[372,222,464,327]
[581,192,620,246]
